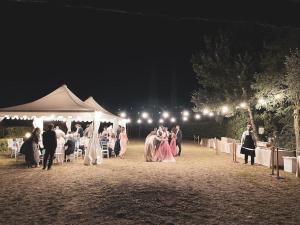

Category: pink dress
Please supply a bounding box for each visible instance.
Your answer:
[154,132,175,163]
[169,133,177,156]
[119,132,128,157]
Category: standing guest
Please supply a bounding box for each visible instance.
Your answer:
[22,128,41,168]
[240,124,257,165]
[114,125,122,156]
[108,133,116,157]
[169,128,177,157]
[83,124,90,137]
[42,124,57,170]
[55,126,65,139]
[55,132,66,164]
[119,127,128,159]
[32,128,41,167]
[64,134,76,162]
[176,125,183,156]
[154,127,175,162]
[75,124,84,138]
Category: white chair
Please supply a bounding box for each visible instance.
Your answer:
[101,141,109,158]
[74,141,83,160]
[54,152,64,165]
[7,139,18,158]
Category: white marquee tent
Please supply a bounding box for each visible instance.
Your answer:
[0,84,126,165]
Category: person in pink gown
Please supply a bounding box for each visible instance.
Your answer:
[119,127,128,159]
[154,128,175,163]
[169,129,177,157]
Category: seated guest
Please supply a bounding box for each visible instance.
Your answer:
[108,133,116,157]
[75,124,84,138]
[56,132,66,163]
[64,134,76,162]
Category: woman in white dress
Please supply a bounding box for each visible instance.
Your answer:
[32,128,41,167]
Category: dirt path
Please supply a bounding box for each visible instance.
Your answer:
[0,140,299,225]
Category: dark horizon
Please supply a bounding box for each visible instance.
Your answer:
[2,1,300,115]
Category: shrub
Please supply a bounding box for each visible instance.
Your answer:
[0,139,8,152]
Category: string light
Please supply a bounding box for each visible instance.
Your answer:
[258,98,266,105]
[147,119,153,124]
[195,114,201,119]
[170,117,176,123]
[182,116,188,121]
[221,106,229,114]
[240,102,247,108]
[137,119,142,124]
[159,118,164,123]
[182,110,189,116]
[203,108,209,115]
[142,112,149,119]
[209,112,214,117]
[162,112,169,119]
[120,112,127,118]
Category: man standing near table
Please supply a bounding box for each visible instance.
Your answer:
[240,124,257,165]
[176,125,183,156]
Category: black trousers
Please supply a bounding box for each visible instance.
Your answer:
[245,153,255,165]
[176,142,182,156]
[43,149,55,169]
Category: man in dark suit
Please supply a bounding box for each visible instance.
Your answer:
[176,125,183,156]
[42,124,57,170]
[75,124,84,137]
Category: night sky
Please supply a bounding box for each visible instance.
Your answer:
[2,0,300,115]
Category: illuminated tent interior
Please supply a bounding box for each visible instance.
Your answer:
[0,84,126,165]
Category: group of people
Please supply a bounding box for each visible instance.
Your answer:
[99,125,128,159]
[144,125,182,162]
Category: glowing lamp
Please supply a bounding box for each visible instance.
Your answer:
[142,112,149,119]
[170,117,176,123]
[25,132,31,138]
[159,119,164,123]
[120,112,127,118]
[147,119,153,124]
[195,114,201,119]
[162,112,169,119]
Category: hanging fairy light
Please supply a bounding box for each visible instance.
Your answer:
[25,132,31,138]
[203,108,209,115]
[142,112,149,119]
[159,118,164,123]
[221,106,229,114]
[182,110,189,117]
[120,112,127,118]
[137,119,142,124]
[195,114,201,119]
[126,118,131,123]
[170,117,176,123]
[147,118,153,124]
[182,116,188,121]
[209,112,214,117]
[240,102,247,108]
[162,112,169,119]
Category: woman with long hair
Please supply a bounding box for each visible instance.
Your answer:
[119,127,128,159]
[32,128,41,167]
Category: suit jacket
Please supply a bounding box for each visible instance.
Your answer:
[176,129,182,143]
[42,130,57,151]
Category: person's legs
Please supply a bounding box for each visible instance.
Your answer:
[177,142,182,156]
[43,150,50,169]
[251,155,255,165]
[47,150,55,169]
[244,153,249,164]
[108,147,112,157]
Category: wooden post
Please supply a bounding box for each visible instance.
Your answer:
[232,143,237,163]
[276,147,280,179]
[271,146,275,175]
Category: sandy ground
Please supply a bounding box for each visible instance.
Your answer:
[0,140,299,225]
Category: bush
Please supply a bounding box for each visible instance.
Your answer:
[0,139,8,152]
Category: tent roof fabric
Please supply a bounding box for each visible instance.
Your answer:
[84,97,122,120]
[0,85,94,112]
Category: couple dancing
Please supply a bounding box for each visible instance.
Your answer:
[144,125,182,163]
